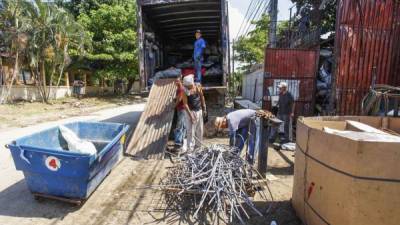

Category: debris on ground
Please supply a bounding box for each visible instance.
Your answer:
[160,144,273,224]
[281,143,296,151]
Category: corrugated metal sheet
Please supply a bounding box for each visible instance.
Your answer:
[126,78,177,159]
[334,0,400,115]
[263,48,319,117]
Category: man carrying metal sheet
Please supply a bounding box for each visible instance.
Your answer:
[193,30,206,84]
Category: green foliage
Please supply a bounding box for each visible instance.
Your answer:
[231,71,243,96]
[77,1,138,80]
[291,0,337,34]
[1,0,88,102]
[277,20,290,40]
[234,15,289,72]
[234,14,269,71]
[57,0,122,18]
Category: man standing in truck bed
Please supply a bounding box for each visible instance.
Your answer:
[194,30,206,84]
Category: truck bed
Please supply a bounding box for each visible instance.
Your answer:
[137,0,229,90]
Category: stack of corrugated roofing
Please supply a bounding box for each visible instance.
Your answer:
[126,78,177,159]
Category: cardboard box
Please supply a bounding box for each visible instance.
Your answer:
[292,116,400,225]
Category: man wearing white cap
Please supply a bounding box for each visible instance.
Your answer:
[214,109,257,164]
[270,82,295,144]
[182,74,206,151]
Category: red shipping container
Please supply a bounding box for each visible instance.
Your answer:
[334,0,400,115]
[263,48,319,118]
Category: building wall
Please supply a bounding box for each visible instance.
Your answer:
[0,86,114,101]
[242,68,264,106]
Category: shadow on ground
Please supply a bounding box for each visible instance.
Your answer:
[0,179,77,219]
[249,200,302,225]
[267,149,295,176]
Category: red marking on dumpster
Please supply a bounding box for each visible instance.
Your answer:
[45,156,61,171]
[49,159,57,169]
[307,182,315,199]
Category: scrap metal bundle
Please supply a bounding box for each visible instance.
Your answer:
[256,110,275,119]
[161,144,269,224]
[362,84,400,116]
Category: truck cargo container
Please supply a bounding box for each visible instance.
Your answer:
[136,0,230,94]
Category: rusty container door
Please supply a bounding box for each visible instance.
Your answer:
[263,48,319,117]
[334,0,400,115]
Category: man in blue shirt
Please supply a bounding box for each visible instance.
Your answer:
[194,30,206,84]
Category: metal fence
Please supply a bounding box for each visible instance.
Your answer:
[334,0,400,115]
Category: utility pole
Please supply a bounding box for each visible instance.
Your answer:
[289,5,296,46]
[232,39,235,98]
[258,0,279,178]
[268,0,278,48]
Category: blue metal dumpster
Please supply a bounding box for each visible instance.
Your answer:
[7,121,129,202]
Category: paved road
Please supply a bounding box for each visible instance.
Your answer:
[0,103,145,225]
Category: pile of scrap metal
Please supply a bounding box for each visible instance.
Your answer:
[256,110,275,119]
[362,84,400,116]
[160,144,272,224]
[315,57,333,114]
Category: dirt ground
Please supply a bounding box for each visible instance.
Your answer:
[0,95,146,131]
[0,137,301,225]
[203,138,301,225]
[0,97,301,225]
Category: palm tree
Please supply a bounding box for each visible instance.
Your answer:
[24,0,88,102]
[0,0,31,103]
[0,0,88,103]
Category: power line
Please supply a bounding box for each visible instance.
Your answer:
[235,0,256,39]
[238,0,263,38]
[235,0,260,39]
[242,0,270,38]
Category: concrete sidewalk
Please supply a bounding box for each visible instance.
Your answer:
[0,103,145,225]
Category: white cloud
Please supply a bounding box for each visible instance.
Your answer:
[228,2,248,41]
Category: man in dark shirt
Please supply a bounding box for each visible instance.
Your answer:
[271,82,295,144]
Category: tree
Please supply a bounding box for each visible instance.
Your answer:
[25,0,88,102]
[77,1,138,93]
[0,0,31,103]
[0,0,88,103]
[290,0,336,35]
[234,14,270,71]
[234,14,288,72]
[57,0,121,18]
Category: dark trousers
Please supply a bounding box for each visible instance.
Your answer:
[194,59,202,83]
[270,114,291,143]
[229,119,257,164]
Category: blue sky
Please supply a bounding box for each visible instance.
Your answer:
[229,0,295,40]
